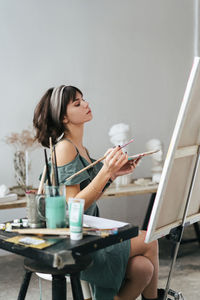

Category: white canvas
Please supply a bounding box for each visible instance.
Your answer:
[145,57,200,243]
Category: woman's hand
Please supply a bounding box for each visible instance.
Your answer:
[103,146,129,177]
[114,156,141,177]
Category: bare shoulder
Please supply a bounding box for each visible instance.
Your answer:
[55,139,77,166]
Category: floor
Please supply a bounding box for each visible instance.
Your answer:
[0,225,200,300]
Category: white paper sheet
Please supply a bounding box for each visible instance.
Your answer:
[83,214,128,229]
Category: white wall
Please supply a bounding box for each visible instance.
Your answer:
[0,0,196,242]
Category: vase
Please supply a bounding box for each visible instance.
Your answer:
[13,150,26,186]
[12,150,33,195]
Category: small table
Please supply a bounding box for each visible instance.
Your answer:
[103,180,158,229]
[0,180,158,210]
[0,224,138,268]
[0,197,27,210]
[103,181,158,198]
[0,222,138,299]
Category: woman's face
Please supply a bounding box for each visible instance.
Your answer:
[64,92,93,125]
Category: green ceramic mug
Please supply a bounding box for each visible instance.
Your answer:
[37,185,67,229]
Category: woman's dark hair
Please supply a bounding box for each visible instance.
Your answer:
[33,85,83,147]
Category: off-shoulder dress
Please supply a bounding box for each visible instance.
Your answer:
[56,147,131,300]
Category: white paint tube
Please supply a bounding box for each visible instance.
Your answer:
[68,198,85,240]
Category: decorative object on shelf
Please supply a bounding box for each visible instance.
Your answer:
[134,178,155,186]
[0,184,18,202]
[108,123,132,186]
[146,139,164,183]
[4,128,39,193]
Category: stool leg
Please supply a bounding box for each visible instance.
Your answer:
[17,270,32,300]
[70,274,84,300]
[52,275,66,300]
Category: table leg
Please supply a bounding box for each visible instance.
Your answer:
[193,222,200,245]
[142,193,156,230]
[52,275,66,300]
[70,273,84,300]
[181,222,200,246]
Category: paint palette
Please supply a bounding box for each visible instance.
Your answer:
[128,149,160,161]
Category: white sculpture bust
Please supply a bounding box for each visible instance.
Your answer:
[146,139,164,183]
[109,123,130,146]
[108,123,132,186]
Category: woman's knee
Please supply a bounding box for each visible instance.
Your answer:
[147,239,159,257]
[130,231,159,258]
[126,256,154,285]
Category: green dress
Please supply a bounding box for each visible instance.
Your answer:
[57,151,131,300]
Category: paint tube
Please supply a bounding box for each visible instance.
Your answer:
[68,198,85,240]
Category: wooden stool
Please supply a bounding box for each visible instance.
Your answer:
[36,273,92,300]
[17,255,92,300]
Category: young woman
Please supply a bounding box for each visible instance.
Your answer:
[33,85,164,300]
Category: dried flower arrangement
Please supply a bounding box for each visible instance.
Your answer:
[4,128,38,152]
[4,128,39,189]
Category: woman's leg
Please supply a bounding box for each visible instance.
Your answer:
[115,230,159,300]
[114,255,154,300]
[130,231,159,299]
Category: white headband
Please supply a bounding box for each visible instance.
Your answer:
[50,85,66,125]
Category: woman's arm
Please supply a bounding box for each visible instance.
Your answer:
[56,141,130,210]
[65,166,111,210]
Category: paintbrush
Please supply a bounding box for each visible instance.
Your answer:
[12,227,118,236]
[65,138,134,182]
[37,165,46,195]
[53,145,59,186]
[49,137,55,186]
[44,149,51,186]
